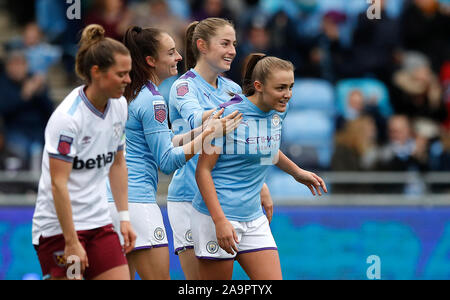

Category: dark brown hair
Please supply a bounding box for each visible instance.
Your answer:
[122,26,164,102]
[241,53,294,96]
[75,24,129,84]
[184,18,234,71]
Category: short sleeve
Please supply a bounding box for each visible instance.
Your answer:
[45,112,79,163]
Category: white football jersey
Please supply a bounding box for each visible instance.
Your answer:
[32,86,127,245]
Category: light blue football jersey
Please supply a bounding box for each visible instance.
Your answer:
[167,69,242,202]
[107,81,186,204]
[192,94,288,222]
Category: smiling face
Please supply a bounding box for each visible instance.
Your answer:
[152,33,182,82]
[200,25,236,73]
[254,69,295,113]
[95,53,132,99]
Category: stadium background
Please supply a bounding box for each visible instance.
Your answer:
[1,0,450,280]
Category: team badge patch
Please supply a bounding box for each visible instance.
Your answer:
[153,101,167,124]
[53,251,66,268]
[185,230,193,243]
[154,227,165,241]
[176,83,189,97]
[206,241,219,254]
[272,114,281,127]
[57,135,73,155]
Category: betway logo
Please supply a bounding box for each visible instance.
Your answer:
[73,152,116,170]
[246,134,281,144]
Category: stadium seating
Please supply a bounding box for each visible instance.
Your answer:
[335,78,393,120]
[290,78,335,115]
[282,109,335,170]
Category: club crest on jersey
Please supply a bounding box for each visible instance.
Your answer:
[113,122,123,139]
[272,114,281,127]
[153,101,167,124]
[176,83,189,97]
[57,135,73,155]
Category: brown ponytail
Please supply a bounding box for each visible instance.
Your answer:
[241,53,295,96]
[75,24,129,84]
[123,26,163,102]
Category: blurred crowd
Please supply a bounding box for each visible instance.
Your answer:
[0,0,449,190]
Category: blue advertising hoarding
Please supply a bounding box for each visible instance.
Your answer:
[1,205,450,280]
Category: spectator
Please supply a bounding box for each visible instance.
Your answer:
[332,115,379,172]
[191,0,235,22]
[391,51,446,124]
[401,0,450,73]
[5,22,62,77]
[130,0,188,58]
[331,115,379,193]
[440,61,450,130]
[0,51,54,170]
[377,115,429,172]
[228,16,274,83]
[429,128,450,171]
[84,0,131,41]
[348,0,401,84]
[299,10,350,83]
[336,88,388,143]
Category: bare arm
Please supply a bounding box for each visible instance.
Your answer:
[275,150,328,196]
[49,157,88,277]
[109,150,136,254]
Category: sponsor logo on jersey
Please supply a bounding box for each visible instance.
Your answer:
[246,134,281,144]
[57,135,73,155]
[72,151,116,170]
[176,83,189,97]
[81,136,92,145]
[153,101,167,124]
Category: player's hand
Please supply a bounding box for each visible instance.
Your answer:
[215,219,239,255]
[64,240,88,279]
[204,109,243,138]
[120,221,136,254]
[294,170,328,196]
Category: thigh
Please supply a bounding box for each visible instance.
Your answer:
[83,225,128,280]
[198,257,234,280]
[178,248,200,280]
[237,249,282,280]
[127,247,170,280]
[92,265,130,280]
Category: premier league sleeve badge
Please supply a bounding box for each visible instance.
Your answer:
[57,135,74,156]
[153,100,167,124]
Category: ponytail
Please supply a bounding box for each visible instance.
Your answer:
[185,21,199,71]
[75,24,129,84]
[122,26,163,102]
[241,53,295,96]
